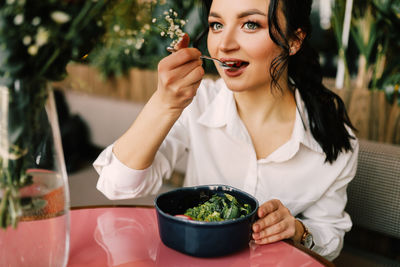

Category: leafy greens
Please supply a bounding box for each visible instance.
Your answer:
[184,193,252,222]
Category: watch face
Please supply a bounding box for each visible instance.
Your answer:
[304,234,314,248]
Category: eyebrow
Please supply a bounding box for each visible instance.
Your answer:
[209,9,267,19]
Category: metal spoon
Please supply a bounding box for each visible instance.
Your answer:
[167,47,239,70]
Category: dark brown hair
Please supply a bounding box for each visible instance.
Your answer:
[197,0,356,163]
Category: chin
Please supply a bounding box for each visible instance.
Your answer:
[222,76,269,94]
[221,79,249,92]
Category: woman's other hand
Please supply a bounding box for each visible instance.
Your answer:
[156,33,205,115]
[252,199,303,244]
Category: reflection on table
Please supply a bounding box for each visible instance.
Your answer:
[68,207,331,267]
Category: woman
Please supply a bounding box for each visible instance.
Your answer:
[94,0,358,260]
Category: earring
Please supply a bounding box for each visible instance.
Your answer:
[289,48,294,55]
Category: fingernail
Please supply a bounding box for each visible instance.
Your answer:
[253,224,259,232]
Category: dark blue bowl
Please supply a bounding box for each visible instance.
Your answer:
[155,184,259,257]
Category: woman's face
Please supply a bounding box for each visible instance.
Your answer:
[207,0,284,92]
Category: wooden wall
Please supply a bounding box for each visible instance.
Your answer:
[324,79,400,144]
[54,64,400,145]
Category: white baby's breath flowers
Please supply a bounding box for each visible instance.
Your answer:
[13,14,23,25]
[135,38,145,50]
[35,27,49,47]
[32,17,41,26]
[106,0,169,54]
[25,27,49,56]
[51,11,71,24]
[27,45,38,56]
[153,8,186,49]
[126,38,134,45]
[22,36,31,45]
[113,24,121,32]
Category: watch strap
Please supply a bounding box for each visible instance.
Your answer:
[298,220,314,249]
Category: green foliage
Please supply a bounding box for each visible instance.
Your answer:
[87,0,218,78]
[184,193,252,222]
[0,0,108,82]
[331,0,400,102]
[0,79,49,229]
[0,0,110,229]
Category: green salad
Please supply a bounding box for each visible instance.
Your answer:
[183,193,252,222]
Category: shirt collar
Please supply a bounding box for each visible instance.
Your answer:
[197,79,231,128]
[293,89,324,154]
[197,79,252,144]
[197,79,323,155]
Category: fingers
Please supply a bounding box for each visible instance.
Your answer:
[175,33,190,50]
[157,49,204,110]
[160,48,202,70]
[252,219,296,244]
[252,199,296,245]
[167,57,203,82]
[163,33,200,69]
[175,65,204,93]
[252,199,281,233]
[257,199,280,218]
[158,58,203,92]
[156,33,204,110]
[165,65,204,100]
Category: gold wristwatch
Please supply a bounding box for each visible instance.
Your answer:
[299,221,314,249]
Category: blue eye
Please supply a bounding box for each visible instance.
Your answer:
[209,22,223,31]
[243,21,259,30]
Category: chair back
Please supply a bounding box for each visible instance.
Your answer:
[346,139,400,239]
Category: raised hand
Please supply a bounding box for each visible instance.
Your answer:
[156,33,205,114]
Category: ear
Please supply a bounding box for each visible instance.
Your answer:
[289,29,306,56]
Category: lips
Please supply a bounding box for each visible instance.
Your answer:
[221,58,249,69]
[220,58,249,77]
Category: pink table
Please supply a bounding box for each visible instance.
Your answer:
[68,207,333,267]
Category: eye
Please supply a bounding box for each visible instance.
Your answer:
[209,22,223,31]
[243,21,259,30]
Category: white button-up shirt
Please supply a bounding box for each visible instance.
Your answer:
[94,78,359,260]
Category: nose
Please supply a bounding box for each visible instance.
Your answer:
[218,27,239,53]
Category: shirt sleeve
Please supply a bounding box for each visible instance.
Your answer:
[93,117,190,200]
[300,138,359,261]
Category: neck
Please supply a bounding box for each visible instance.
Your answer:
[234,80,296,125]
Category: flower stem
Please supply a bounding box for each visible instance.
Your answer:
[38,49,61,78]
[0,187,11,229]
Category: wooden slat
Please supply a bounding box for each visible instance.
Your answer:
[369,90,387,142]
[347,88,371,139]
[385,100,400,144]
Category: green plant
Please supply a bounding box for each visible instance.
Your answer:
[0,0,109,229]
[88,0,209,78]
[332,0,400,103]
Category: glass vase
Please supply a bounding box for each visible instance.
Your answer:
[0,79,70,267]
